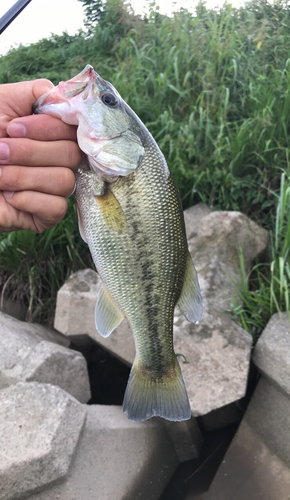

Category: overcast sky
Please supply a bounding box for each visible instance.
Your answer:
[0,0,242,56]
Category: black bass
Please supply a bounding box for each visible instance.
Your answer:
[34,65,202,422]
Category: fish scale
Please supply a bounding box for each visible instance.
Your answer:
[33,65,202,422]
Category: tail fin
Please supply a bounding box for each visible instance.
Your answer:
[122,357,191,422]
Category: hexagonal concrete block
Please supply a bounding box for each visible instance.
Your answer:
[188,210,268,314]
[29,405,178,500]
[173,310,252,416]
[0,382,87,500]
[203,379,290,500]
[0,312,91,403]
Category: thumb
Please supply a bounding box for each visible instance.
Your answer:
[32,79,54,103]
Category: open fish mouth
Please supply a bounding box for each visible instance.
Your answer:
[33,65,95,116]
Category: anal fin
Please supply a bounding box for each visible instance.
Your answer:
[95,284,124,337]
[178,252,202,323]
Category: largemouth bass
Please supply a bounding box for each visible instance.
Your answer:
[34,65,202,422]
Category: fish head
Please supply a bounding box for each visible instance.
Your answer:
[33,65,145,177]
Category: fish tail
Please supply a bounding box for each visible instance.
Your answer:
[122,357,191,422]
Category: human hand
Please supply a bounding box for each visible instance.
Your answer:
[0,79,82,233]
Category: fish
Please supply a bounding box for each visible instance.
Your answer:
[33,65,202,422]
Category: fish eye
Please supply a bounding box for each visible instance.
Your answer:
[101,92,118,107]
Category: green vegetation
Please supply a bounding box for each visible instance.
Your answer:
[231,172,290,342]
[0,0,289,336]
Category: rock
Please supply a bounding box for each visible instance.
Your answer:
[173,310,252,416]
[29,405,178,500]
[183,203,212,240]
[0,382,87,500]
[253,312,290,397]
[203,378,290,500]
[0,311,91,403]
[188,211,268,313]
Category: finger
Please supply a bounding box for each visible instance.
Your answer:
[0,138,82,169]
[0,165,76,197]
[7,114,78,141]
[0,79,54,126]
[3,190,68,230]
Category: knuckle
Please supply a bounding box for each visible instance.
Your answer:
[65,141,82,168]
[50,197,68,222]
[1,166,23,189]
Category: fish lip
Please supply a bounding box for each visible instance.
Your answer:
[33,80,90,114]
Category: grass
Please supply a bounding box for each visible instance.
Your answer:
[0,200,92,325]
[231,172,290,342]
[0,0,289,333]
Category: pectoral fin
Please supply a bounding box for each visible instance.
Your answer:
[76,204,87,243]
[177,253,202,323]
[94,188,126,232]
[95,284,125,337]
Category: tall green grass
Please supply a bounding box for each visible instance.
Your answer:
[231,172,290,342]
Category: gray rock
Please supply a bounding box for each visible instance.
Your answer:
[0,312,91,403]
[0,382,87,500]
[204,378,290,500]
[173,310,252,416]
[29,405,178,500]
[188,210,268,313]
[183,203,212,240]
[253,312,290,397]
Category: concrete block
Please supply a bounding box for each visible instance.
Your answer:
[174,310,252,416]
[253,312,290,397]
[29,405,178,500]
[0,382,87,500]
[188,211,268,313]
[205,419,290,500]
[0,311,91,403]
[202,377,290,500]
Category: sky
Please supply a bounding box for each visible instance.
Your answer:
[0,0,242,56]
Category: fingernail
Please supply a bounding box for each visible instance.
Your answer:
[0,168,2,177]
[7,123,26,138]
[0,143,9,161]
[3,191,14,199]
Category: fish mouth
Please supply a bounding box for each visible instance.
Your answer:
[33,65,95,115]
